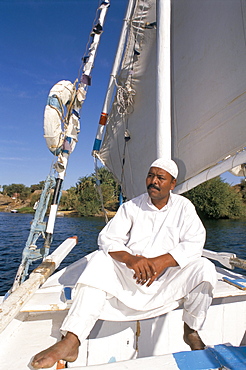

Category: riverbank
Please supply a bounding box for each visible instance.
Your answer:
[0,194,27,212]
[0,194,116,218]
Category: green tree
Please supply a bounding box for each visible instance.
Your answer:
[60,167,120,216]
[75,175,101,216]
[60,187,78,211]
[184,177,246,219]
[92,167,119,211]
[3,183,30,200]
[56,167,120,216]
[239,179,246,202]
[30,181,45,193]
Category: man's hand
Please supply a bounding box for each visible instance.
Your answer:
[145,254,178,286]
[125,254,157,286]
[109,251,178,287]
[109,251,156,285]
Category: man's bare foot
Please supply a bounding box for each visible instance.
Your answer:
[31,332,80,369]
[183,322,205,351]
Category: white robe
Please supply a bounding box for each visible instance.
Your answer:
[76,193,217,321]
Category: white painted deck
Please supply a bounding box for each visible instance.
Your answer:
[69,354,180,369]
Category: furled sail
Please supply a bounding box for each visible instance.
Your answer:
[96,0,246,199]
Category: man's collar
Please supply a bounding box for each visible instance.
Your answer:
[147,192,173,211]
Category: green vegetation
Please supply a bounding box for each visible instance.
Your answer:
[18,207,35,214]
[30,181,45,193]
[2,181,46,201]
[238,179,246,202]
[60,167,120,216]
[1,169,120,216]
[184,177,246,219]
[2,172,246,219]
[2,183,31,200]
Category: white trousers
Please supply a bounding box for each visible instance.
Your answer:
[61,285,107,343]
[60,274,214,344]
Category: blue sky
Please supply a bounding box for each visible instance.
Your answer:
[0,0,243,190]
[0,0,127,189]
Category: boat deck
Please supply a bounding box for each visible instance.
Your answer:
[70,344,246,370]
[0,261,246,370]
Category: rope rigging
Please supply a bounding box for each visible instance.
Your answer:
[115,0,152,197]
[92,0,154,207]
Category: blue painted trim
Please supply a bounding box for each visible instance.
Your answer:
[119,192,124,205]
[64,287,72,301]
[72,109,80,118]
[173,345,246,370]
[223,277,246,290]
[209,344,246,370]
[47,95,62,113]
[93,138,102,151]
[173,348,220,369]
[50,147,62,156]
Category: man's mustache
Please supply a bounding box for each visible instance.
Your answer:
[147,184,160,191]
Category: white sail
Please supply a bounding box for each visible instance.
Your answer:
[96,0,246,199]
[172,0,246,193]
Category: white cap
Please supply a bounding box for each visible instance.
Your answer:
[150,158,178,179]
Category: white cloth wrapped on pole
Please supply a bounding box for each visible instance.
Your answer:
[43,80,79,155]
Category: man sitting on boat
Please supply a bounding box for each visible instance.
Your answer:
[31,158,217,369]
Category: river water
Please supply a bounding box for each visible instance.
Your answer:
[0,212,246,296]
